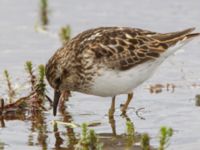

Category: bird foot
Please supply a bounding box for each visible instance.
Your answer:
[120,110,127,117]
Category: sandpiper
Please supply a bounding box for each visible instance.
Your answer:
[45,27,200,116]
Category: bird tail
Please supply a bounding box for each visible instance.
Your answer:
[152,27,200,46]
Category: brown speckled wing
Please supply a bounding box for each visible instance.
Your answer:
[77,27,199,71]
[84,27,168,70]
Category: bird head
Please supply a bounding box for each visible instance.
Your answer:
[45,50,77,116]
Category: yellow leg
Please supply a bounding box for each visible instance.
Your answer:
[121,92,133,116]
[108,96,116,136]
[109,96,115,116]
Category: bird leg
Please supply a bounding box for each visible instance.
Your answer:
[108,96,116,136]
[120,92,133,116]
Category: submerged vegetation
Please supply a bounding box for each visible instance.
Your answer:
[25,61,36,90]
[159,127,173,150]
[75,123,103,150]
[39,0,49,29]
[141,133,150,150]
[3,70,16,103]
[125,120,135,149]
[0,62,52,119]
[59,25,71,44]
[35,65,46,100]
[195,94,200,106]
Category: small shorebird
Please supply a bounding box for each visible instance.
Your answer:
[45,27,199,116]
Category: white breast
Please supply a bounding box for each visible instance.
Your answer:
[89,59,160,97]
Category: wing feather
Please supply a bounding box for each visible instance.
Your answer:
[85,28,164,70]
[73,27,199,71]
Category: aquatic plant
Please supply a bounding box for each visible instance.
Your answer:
[125,120,135,149]
[3,70,16,103]
[81,123,90,147]
[35,65,46,97]
[0,98,4,116]
[126,120,134,136]
[25,61,36,91]
[27,64,52,110]
[75,123,103,150]
[159,127,173,150]
[0,62,54,122]
[0,140,5,149]
[25,62,52,106]
[141,133,150,150]
[36,64,53,105]
[39,0,49,29]
[59,25,71,44]
[195,94,200,106]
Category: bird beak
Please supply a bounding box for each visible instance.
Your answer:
[53,90,61,116]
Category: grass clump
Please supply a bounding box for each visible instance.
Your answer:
[0,62,53,118]
[59,25,71,44]
[34,65,46,103]
[125,120,135,149]
[159,127,173,150]
[195,94,200,106]
[39,0,49,29]
[0,98,4,116]
[141,133,150,150]
[75,123,103,150]
[3,70,16,103]
[25,61,36,91]
[140,126,173,150]
[24,63,52,112]
[25,62,52,105]
[126,120,134,137]
[37,65,46,93]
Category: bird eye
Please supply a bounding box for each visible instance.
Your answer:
[55,78,61,85]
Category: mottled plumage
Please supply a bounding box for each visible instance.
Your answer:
[45,27,200,115]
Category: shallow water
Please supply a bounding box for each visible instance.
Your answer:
[0,0,200,149]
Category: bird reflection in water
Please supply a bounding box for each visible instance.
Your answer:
[54,104,77,150]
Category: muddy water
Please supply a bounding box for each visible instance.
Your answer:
[0,0,200,149]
